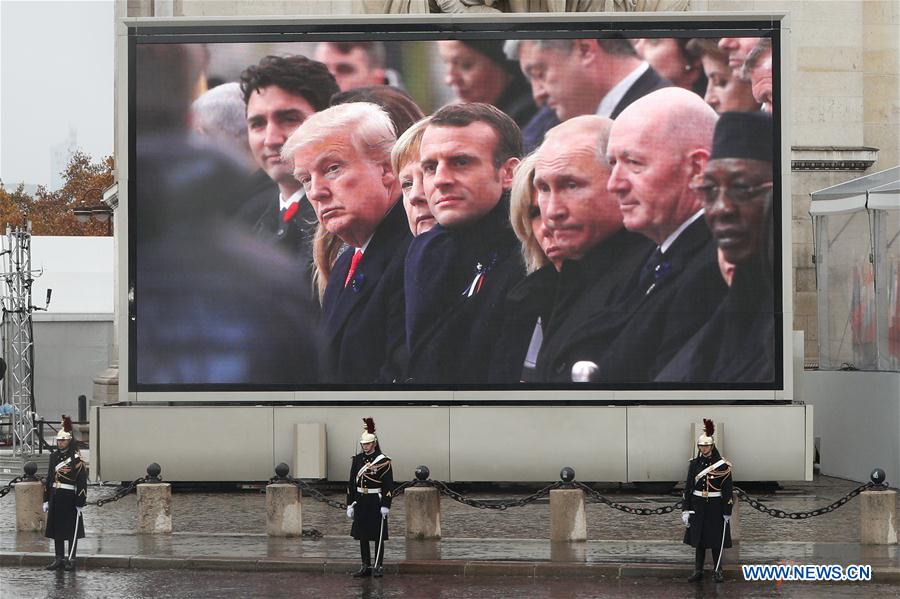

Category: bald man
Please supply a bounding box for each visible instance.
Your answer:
[524,116,653,383]
[561,88,728,383]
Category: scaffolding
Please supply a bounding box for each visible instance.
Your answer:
[0,223,49,456]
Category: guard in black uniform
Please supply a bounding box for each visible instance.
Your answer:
[682,419,733,583]
[43,416,87,571]
[347,418,394,578]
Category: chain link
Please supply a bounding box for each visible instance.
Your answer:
[421,479,564,510]
[0,476,26,499]
[574,482,684,515]
[271,476,348,510]
[89,477,147,507]
[733,482,880,519]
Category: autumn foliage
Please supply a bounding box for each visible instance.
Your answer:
[0,152,114,236]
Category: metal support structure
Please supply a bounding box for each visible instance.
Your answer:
[0,223,49,456]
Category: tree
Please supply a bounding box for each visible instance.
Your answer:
[0,152,114,236]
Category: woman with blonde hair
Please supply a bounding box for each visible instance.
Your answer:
[489,153,562,382]
[390,117,435,237]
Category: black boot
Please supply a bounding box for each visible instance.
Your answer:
[351,564,372,578]
[687,570,703,583]
[372,566,384,578]
[63,559,76,572]
[714,569,725,583]
[44,558,64,571]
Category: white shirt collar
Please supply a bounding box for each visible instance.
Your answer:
[357,234,375,254]
[595,61,650,118]
[278,189,304,212]
[660,209,705,255]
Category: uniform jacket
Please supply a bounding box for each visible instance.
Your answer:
[404,199,526,384]
[683,448,733,549]
[534,229,653,382]
[321,201,411,383]
[347,448,395,541]
[568,217,728,384]
[44,445,87,541]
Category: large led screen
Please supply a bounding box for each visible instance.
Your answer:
[129,19,782,392]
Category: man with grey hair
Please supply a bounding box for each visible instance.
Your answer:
[555,88,727,383]
[282,102,411,383]
[743,39,773,113]
[191,82,255,171]
[504,38,671,124]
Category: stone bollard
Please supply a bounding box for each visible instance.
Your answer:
[860,490,898,545]
[137,463,172,534]
[15,462,45,532]
[550,467,587,542]
[406,466,441,540]
[267,463,303,537]
[728,497,741,543]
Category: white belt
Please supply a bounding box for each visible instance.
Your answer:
[53,482,76,491]
[693,490,721,497]
[357,487,381,494]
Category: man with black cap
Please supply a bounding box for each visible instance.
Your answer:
[682,419,734,583]
[347,418,395,578]
[437,40,538,128]
[656,111,775,383]
[43,417,87,571]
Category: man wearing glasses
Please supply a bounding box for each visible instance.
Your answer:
[657,111,775,383]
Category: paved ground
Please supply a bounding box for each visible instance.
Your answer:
[1,473,897,589]
[0,567,892,598]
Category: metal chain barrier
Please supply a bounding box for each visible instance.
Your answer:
[271,475,347,510]
[421,479,564,510]
[0,476,26,499]
[734,482,881,520]
[574,481,684,515]
[88,477,147,507]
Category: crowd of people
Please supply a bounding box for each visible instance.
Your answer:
[134,35,776,386]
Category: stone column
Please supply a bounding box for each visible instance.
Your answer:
[405,486,441,540]
[860,490,898,545]
[266,483,303,537]
[137,483,172,534]
[550,488,587,542]
[15,481,45,532]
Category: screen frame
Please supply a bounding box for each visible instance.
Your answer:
[119,11,792,403]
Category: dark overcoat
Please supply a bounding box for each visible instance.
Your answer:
[347,449,394,541]
[534,229,653,382]
[610,65,672,119]
[44,446,87,541]
[404,200,525,384]
[321,201,411,383]
[682,449,734,549]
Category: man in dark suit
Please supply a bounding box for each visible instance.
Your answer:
[555,88,727,383]
[526,116,654,383]
[512,38,672,122]
[238,55,339,276]
[404,103,525,384]
[282,102,410,383]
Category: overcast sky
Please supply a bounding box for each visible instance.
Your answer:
[1,0,114,188]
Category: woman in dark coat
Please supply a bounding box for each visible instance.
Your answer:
[346,418,394,578]
[682,419,733,583]
[43,416,87,571]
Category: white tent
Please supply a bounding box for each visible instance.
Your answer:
[810,167,900,371]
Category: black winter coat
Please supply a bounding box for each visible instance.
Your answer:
[682,449,733,549]
[347,450,395,541]
[44,446,87,541]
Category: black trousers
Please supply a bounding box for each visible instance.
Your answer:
[359,540,384,567]
[54,538,77,559]
[695,545,721,571]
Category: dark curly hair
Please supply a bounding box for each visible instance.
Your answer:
[239,55,338,111]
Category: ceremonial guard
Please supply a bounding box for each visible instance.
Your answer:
[347,418,394,578]
[682,419,733,583]
[43,416,87,571]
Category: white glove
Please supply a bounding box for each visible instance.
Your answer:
[346,506,354,519]
[681,511,692,527]
[723,515,731,523]
[76,507,83,515]
[380,507,390,518]
[42,502,49,513]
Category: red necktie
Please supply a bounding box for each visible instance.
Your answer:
[344,249,363,288]
[282,202,300,223]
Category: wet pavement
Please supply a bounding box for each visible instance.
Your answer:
[2,474,898,586]
[0,567,892,598]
